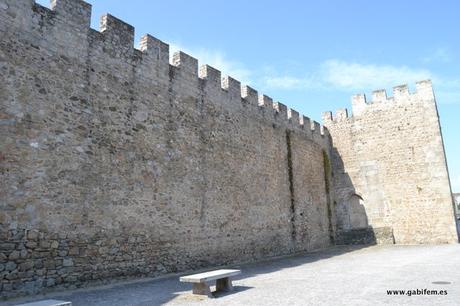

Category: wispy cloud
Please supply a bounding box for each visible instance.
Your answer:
[261,60,459,104]
[262,60,432,91]
[163,43,459,105]
[320,60,432,90]
[262,75,321,90]
[422,48,452,63]
[169,43,252,85]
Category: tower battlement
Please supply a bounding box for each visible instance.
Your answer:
[322,80,436,122]
[322,79,456,247]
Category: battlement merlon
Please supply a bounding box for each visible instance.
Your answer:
[311,121,321,133]
[259,95,273,108]
[172,51,198,77]
[300,115,311,130]
[351,93,367,116]
[322,111,333,123]
[393,84,410,100]
[273,101,288,118]
[51,0,91,29]
[288,108,301,128]
[199,65,222,91]
[372,89,387,103]
[415,79,435,101]
[100,14,135,50]
[336,108,349,121]
[242,85,258,106]
[140,34,169,64]
[221,76,241,96]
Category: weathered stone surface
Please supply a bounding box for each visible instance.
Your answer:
[324,84,458,244]
[5,261,17,272]
[9,250,20,260]
[0,0,457,301]
[50,241,59,249]
[62,258,73,267]
[19,261,34,271]
[335,227,395,245]
[0,0,332,299]
[27,231,39,241]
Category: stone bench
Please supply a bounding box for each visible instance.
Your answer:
[15,300,71,306]
[179,269,241,298]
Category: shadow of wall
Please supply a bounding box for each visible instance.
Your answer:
[330,148,395,245]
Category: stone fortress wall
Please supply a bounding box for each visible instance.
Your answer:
[323,82,458,244]
[0,0,334,298]
[0,0,457,300]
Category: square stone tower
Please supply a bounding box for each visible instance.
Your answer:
[323,81,459,244]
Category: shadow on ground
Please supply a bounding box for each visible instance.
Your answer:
[1,244,372,306]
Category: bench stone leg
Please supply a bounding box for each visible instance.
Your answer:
[216,277,233,292]
[192,283,213,298]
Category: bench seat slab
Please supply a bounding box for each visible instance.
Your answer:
[15,300,72,306]
[180,269,240,283]
[181,269,241,298]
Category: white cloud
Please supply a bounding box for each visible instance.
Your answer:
[163,43,458,105]
[320,60,432,90]
[262,75,320,90]
[262,60,433,91]
[422,48,452,63]
[260,60,459,104]
[169,43,252,85]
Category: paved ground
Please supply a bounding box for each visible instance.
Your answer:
[3,244,460,306]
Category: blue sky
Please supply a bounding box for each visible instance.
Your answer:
[38,0,460,192]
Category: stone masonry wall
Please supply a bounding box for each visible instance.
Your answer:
[0,0,334,298]
[323,81,459,244]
